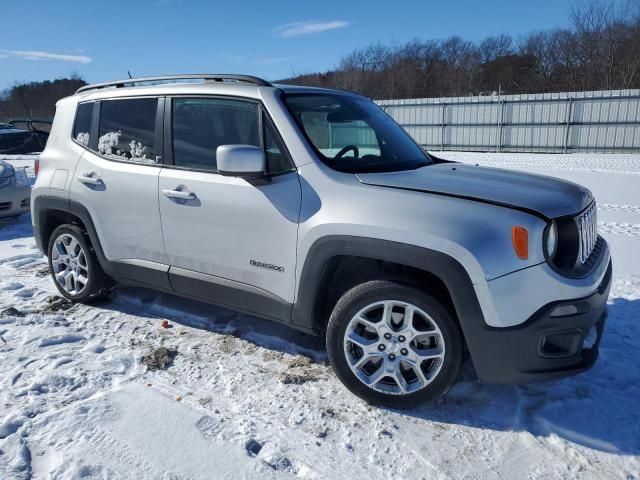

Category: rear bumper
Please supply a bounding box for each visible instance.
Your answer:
[469,259,612,384]
[0,185,31,217]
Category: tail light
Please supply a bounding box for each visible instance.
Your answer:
[34,159,40,177]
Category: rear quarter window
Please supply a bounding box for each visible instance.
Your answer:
[73,102,94,147]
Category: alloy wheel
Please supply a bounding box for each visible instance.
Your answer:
[343,300,446,395]
[51,233,89,296]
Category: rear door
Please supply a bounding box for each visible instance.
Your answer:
[69,97,169,287]
[158,96,301,315]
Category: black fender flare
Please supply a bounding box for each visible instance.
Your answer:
[291,236,493,375]
[291,235,484,329]
[32,195,117,279]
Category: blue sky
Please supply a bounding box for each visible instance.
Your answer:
[0,0,578,90]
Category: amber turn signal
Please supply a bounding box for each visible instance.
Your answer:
[512,226,529,259]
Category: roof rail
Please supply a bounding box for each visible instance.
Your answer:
[76,74,272,93]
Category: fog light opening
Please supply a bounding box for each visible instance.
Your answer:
[538,329,583,358]
[550,304,579,317]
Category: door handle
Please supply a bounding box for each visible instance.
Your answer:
[77,173,102,185]
[162,188,196,200]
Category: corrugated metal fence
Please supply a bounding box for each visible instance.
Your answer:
[376,89,640,153]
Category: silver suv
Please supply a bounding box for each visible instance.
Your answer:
[31,74,612,408]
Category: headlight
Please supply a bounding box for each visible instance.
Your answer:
[545,221,558,259]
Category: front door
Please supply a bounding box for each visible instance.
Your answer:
[158,97,301,313]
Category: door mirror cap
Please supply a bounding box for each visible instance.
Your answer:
[217,145,266,179]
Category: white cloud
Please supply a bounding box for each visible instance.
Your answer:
[273,20,350,38]
[254,56,295,65]
[0,49,92,64]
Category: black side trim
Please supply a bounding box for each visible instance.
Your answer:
[111,259,171,290]
[168,267,292,324]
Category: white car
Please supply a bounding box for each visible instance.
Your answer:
[0,160,31,217]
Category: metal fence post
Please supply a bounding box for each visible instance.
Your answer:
[441,103,446,151]
[497,100,505,152]
[563,97,573,153]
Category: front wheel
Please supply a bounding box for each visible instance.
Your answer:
[326,280,463,409]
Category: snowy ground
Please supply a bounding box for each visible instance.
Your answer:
[0,153,639,479]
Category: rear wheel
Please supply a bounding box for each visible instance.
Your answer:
[327,280,463,408]
[47,224,109,302]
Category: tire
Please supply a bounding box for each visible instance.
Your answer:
[326,280,463,409]
[47,224,109,302]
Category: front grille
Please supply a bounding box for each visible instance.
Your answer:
[0,201,10,210]
[576,202,597,264]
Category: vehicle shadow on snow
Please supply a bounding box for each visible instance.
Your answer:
[0,213,33,242]
[103,286,327,361]
[397,296,640,456]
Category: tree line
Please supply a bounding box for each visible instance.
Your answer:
[0,76,86,122]
[281,1,640,99]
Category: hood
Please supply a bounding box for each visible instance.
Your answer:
[356,163,593,219]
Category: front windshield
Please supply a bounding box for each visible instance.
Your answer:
[283,93,432,173]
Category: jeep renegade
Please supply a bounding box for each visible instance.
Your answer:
[31,75,612,408]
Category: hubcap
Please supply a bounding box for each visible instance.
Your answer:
[51,233,89,296]
[343,300,445,395]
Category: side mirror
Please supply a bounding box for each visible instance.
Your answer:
[216,145,266,179]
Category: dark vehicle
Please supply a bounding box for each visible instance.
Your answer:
[0,119,51,154]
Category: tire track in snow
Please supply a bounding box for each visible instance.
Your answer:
[597,204,640,215]
[598,222,640,237]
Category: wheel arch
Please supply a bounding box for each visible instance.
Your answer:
[33,196,110,273]
[291,236,486,343]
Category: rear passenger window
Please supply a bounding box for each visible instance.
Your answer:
[73,103,94,147]
[98,98,157,163]
[172,98,259,171]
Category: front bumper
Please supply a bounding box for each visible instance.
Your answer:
[0,184,31,218]
[469,259,612,384]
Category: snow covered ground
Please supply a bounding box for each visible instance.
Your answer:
[0,153,639,479]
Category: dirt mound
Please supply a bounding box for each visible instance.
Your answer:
[143,347,177,371]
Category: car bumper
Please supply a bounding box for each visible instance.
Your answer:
[468,259,612,384]
[0,185,31,217]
